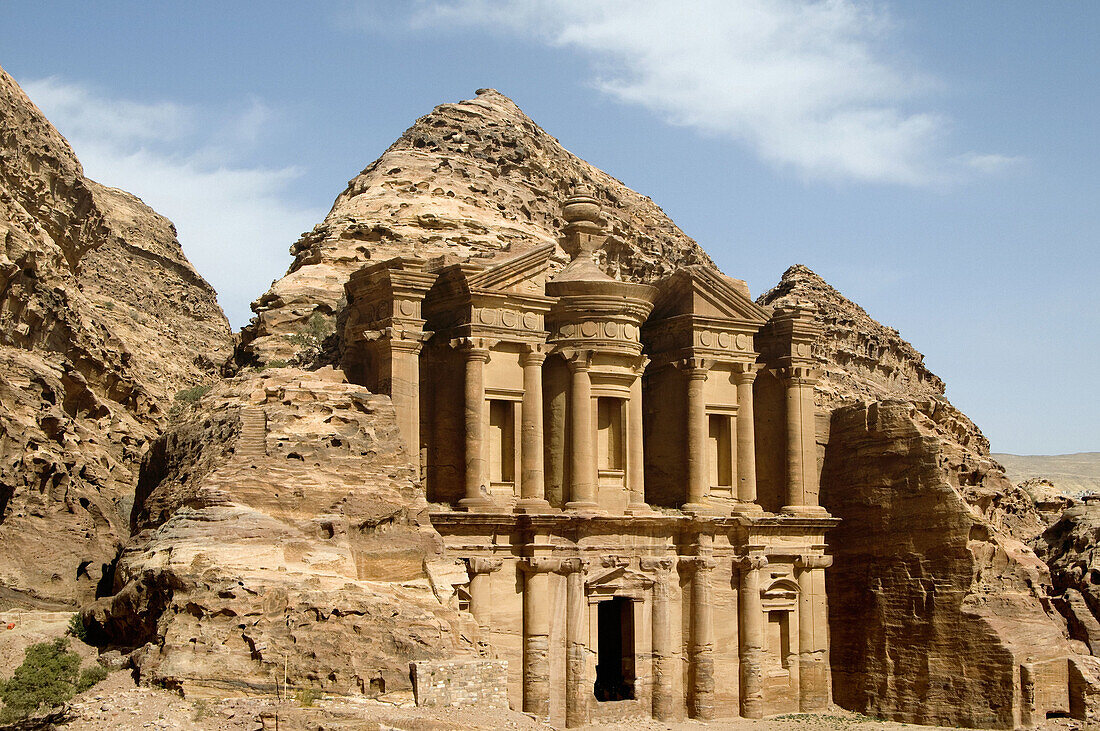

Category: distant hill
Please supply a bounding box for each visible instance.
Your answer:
[993,452,1100,495]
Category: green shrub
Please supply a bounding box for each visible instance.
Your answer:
[174,385,211,404]
[0,637,106,723]
[294,687,320,707]
[76,665,107,693]
[66,613,87,642]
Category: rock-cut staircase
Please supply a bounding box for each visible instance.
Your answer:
[237,406,267,457]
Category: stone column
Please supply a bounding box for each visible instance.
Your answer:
[517,346,550,513]
[566,351,597,511]
[559,558,589,728]
[782,366,820,512]
[626,357,649,513]
[683,537,717,719]
[737,554,769,719]
[642,557,677,721]
[388,337,425,466]
[458,339,492,510]
[796,554,833,712]
[733,363,759,506]
[466,557,503,655]
[682,359,711,512]
[521,557,560,719]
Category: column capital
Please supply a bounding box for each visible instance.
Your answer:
[736,554,770,572]
[795,554,833,570]
[631,354,651,376]
[679,556,717,573]
[640,556,677,574]
[519,557,562,574]
[556,557,590,575]
[519,342,548,367]
[676,356,713,378]
[561,348,594,372]
[732,361,762,384]
[779,364,822,385]
[451,336,495,360]
[466,556,504,575]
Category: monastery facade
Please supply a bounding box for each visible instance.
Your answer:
[341,191,837,726]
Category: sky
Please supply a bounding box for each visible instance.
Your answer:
[1,1,1097,455]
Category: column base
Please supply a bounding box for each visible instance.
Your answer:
[514,498,555,514]
[564,500,601,513]
[731,500,765,515]
[780,504,831,517]
[624,502,655,516]
[682,501,725,516]
[459,496,496,512]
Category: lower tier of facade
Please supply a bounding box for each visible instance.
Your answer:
[431,511,838,727]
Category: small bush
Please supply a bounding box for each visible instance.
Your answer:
[66,613,87,642]
[174,385,211,404]
[294,687,320,707]
[192,698,210,721]
[76,665,107,693]
[0,637,105,723]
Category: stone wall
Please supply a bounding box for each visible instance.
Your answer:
[411,659,509,709]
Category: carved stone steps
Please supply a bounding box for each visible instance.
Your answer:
[237,406,267,457]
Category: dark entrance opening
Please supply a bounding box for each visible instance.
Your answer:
[594,597,635,701]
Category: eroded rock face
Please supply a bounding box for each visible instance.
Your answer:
[1034,507,1100,652]
[85,367,474,696]
[761,265,1079,726]
[0,65,233,607]
[237,88,714,366]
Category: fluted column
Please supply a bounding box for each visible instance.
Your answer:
[683,536,716,719]
[626,357,649,513]
[517,346,550,513]
[642,556,677,721]
[733,363,760,507]
[782,366,821,513]
[521,557,560,719]
[560,558,589,728]
[456,339,492,510]
[466,557,503,655]
[682,359,711,512]
[738,554,769,719]
[566,351,597,510]
[796,554,833,712]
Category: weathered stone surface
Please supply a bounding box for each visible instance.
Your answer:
[0,65,232,607]
[761,265,1086,727]
[85,367,476,697]
[1034,506,1100,656]
[237,88,715,367]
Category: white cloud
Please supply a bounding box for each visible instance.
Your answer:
[20,78,324,330]
[409,0,1012,185]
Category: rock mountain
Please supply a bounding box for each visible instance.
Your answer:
[0,64,232,609]
[2,76,1096,727]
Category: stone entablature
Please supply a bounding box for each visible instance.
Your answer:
[341,189,838,726]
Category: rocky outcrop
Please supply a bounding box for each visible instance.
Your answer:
[237,88,715,366]
[0,65,233,607]
[761,265,1085,726]
[85,367,475,697]
[1034,506,1100,652]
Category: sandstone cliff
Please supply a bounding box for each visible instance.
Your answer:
[761,265,1084,726]
[237,88,715,366]
[86,367,475,697]
[0,65,233,607]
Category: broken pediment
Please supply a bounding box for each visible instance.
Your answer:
[465,243,554,295]
[650,265,769,325]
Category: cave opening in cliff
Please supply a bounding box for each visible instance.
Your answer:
[594,597,635,702]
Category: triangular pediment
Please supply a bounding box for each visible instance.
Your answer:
[651,265,769,324]
[585,566,654,593]
[466,243,554,295]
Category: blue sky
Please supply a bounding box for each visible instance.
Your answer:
[1,1,1097,455]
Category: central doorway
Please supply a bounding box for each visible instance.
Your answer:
[594,597,635,702]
